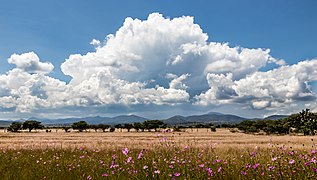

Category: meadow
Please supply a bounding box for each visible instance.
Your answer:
[0,128,317,179]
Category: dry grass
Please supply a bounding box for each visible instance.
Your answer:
[0,128,315,150]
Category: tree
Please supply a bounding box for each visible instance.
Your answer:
[90,124,99,132]
[98,124,110,132]
[109,127,115,132]
[143,120,165,132]
[72,121,89,132]
[123,123,133,132]
[115,124,123,132]
[133,122,142,132]
[287,109,317,135]
[62,126,71,133]
[7,122,22,132]
[23,120,44,132]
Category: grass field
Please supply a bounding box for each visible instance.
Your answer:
[0,128,317,179]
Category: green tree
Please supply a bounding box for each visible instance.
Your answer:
[90,124,99,132]
[23,120,44,132]
[143,120,165,132]
[7,122,23,132]
[287,109,317,135]
[115,124,123,132]
[123,123,133,132]
[62,126,71,133]
[133,122,142,132]
[98,124,110,132]
[72,121,89,132]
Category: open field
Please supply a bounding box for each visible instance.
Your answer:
[0,128,316,150]
[1,129,317,179]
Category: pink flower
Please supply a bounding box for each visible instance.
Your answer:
[102,173,108,177]
[272,157,277,161]
[122,148,129,156]
[288,151,294,155]
[252,164,260,169]
[174,172,181,177]
[143,165,148,169]
[138,151,143,159]
[312,167,317,172]
[127,157,132,163]
[289,159,295,164]
[79,155,85,159]
[245,164,251,169]
[154,170,160,174]
[241,171,247,175]
[312,150,317,154]
[218,167,222,172]
[205,168,213,176]
[199,164,205,168]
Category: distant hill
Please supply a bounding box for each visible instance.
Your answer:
[163,113,247,125]
[0,113,291,127]
[40,115,147,126]
[264,115,289,120]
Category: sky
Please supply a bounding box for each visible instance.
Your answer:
[0,0,317,119]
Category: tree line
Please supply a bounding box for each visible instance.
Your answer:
[236,109,317,135]
[7,120,169,133]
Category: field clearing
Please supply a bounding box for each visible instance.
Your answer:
[0,128,315,150]
[1,128,317,179]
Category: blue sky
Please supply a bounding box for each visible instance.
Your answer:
[0,0,317,119]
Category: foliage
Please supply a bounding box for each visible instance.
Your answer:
[287,109,317,135]
[123,123,133,132]
[109,127,115,132]
[62,126,71,133]
[72,121,89,132]
[143,120,165,132]
[22,120,44,132]
[7,122,23,132]
[98,124,110,132]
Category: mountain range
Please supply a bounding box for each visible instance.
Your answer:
[0,112,290,127]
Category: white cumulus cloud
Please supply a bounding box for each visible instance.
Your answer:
[8,52,54,74]
[0,13,316,118]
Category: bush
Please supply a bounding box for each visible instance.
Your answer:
[210,126,216,132]
[109,127,115,132]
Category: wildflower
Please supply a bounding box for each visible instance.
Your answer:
[112,154,117,159]
[218,167,222,172]
[268,166,275,171]
[174,172,181,177]
[205,167,213,176]
[127,157,132,163]
[272,157,277,161]
[199,164,205,168]
[122,148,129,156]
[102,173,108,177]
[252,164,259,169]
[289,159,295,164]
[304,162,310,166]
[241,171,247,175]
[154,170,160,174]
[245,164,251,169]
[312,167,317,172]
[143,165,148,169]
[80,155,85,159]
[138,151,143,159]
[87,175,92,180]
[311,150,317,154]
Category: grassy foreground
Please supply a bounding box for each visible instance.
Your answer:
[1,131,317,179]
